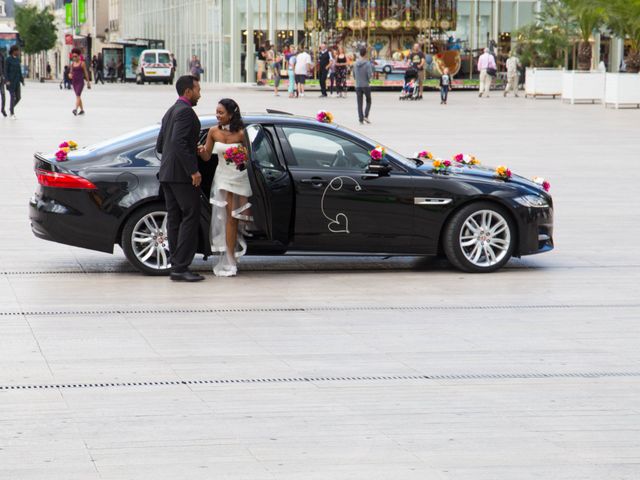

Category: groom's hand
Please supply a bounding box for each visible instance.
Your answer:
[191,172,202,187]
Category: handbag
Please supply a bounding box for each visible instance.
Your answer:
[487,67,497,77]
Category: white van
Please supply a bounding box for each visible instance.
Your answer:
[136,49,174,84]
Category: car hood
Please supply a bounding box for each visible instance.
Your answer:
[416,162,550,195]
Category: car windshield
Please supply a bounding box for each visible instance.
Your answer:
[336,125,417,169]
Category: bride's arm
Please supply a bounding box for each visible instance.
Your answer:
[199,129,215,160]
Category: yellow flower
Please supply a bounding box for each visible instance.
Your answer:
[433,159,442,168]
[61,147,70,153]
[68,140,78,149]
[326,112,334,123]
[470,156,480,165]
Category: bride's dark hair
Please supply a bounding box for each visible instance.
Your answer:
[218,98,244,133]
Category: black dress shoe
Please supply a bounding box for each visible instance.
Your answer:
[170,271,205,282]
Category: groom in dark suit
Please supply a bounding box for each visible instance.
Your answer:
[156,75,204,282]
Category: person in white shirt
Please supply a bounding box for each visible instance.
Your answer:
[504,52,521,97]
[477,48,497,98]
[294,49,312,97]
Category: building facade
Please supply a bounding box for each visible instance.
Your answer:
[120,0,543,83]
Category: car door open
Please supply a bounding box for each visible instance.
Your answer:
[245,124,294,251]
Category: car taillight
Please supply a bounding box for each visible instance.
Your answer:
[36,169,97,190]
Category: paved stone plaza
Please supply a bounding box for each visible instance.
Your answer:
[1,82,639,479]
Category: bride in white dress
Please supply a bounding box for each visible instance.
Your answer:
[198,99,252,277]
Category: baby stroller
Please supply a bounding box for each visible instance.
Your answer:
[399,66,419,100]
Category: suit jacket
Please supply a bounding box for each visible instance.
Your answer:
[156,99,201,183]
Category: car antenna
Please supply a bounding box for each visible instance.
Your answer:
[266,109,292,115]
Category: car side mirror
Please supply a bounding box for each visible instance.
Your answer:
[367,161,392,177]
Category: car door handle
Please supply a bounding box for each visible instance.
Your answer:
[300,177,327,187]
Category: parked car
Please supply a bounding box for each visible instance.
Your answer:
[136,49,173,85]
[29,113,554,275]
[373,59,410,74]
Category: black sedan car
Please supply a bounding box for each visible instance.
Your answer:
[29,113,553,274]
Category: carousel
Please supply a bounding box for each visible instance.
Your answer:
[305,0,462,76]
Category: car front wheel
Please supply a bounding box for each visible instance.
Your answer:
[122,203,171,276]
[443,202,515,273]
[383,65,392,74]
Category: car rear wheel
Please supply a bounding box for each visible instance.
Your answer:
[443,202,515,273]
[383,65,392,74]
[122,203,171,276]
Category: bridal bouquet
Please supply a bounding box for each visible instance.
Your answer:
[223,145,249,171]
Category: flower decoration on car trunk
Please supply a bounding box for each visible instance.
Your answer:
[316,110,334,124]
[454,153,480,166]
[432,158,452,173]
[55,140,78,162]
[495,165,512,180]
[369,145,386,161]
[223,145,249,171]
[532,176,551,192]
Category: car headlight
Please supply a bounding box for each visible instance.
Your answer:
[515,194,549,208]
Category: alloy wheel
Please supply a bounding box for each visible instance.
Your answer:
[131,211,170,270]
[459,209,511,268]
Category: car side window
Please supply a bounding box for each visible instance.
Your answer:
[246,125,283,172]
[282,126,371,171]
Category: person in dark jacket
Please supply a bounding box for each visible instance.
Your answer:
[156,75,204,282]
[5,45,24,119]
[0,51,6,116]
[318,43,331,97]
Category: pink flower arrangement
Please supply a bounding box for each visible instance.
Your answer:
[416,150,434,160]
[316,110,334,123]
[533,176,551,192]
[54,140,78,162]
[223,145,249,171]
[495,165,512,180]
[432,159,452,173]
[369,145,386,162]
[454,153,480,166]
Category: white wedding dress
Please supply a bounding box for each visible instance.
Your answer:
[210,142,253,277]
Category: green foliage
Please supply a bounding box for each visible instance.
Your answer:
[603,0,640,52]
[514,1,576,68]
[15,5,57,55]
[564,0,606,43]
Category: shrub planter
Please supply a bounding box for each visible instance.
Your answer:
[561,71,605,104]
[525,68,563,99]
[604,73,640,109]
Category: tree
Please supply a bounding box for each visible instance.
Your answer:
[564,0,606,70]
[603,0,640,72]
[15,5,57,56]
[514,0,576,68]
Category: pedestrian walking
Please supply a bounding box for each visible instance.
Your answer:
[294,47,312,97]
[256,43,267,85]
[440,68,451,104]
[409,43,426,99]
[287,46,297,98]
[69,48,91,115]
[477,48,496,98]
[95,53,105,84]
[504,52,520,97]
[335,45,348,98]
[189,55,203,80]
[5,45,24,120]
[0,51,6,117]
[354,47,373,124]
[318,43,331,97]
[91,55,98,83]
[328,47,337,96]
[271,47,282,96]
[170,53,177,84]
[155,75,204,282]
